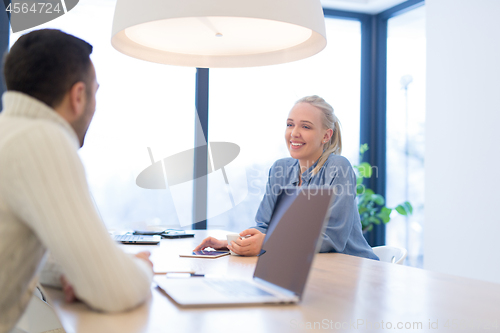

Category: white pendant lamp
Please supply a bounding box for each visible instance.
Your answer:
[111,0,327,68]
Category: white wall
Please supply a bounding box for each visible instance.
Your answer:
[425,0,500,284]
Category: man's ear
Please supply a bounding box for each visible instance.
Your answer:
[68,81,87,119]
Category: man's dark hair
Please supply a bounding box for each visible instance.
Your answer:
[3,29,93,108]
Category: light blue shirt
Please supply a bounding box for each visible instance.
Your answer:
[253,154,379,260]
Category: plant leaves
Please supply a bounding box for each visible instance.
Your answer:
[403,201,413,215]
[364,188,374,196]
[380,206,392,215]
[371,194,385,206]
[358,162,372,178]
[359,143,369,156]
[355,142,413,232]
[377,207,392,223]
[395,205,407,216]
[356,184,366,195]
[395,201,414,216]
[367,216,381,225]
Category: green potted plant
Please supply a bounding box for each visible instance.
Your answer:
[353,144,413,233]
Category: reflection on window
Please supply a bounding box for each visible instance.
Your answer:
[9,8,362,232]
[207,18,361,231]
[386,6,426,267]
[10,1,196,230]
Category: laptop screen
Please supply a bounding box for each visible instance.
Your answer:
[253,187,334,298]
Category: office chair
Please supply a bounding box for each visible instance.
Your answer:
[372,246,407,265]
[14,285,65,333]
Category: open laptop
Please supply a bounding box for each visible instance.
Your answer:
[113,234,161,245]
[155,186,335,306]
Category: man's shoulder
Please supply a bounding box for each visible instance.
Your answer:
[0,117,75,155]
[2,117,70,140]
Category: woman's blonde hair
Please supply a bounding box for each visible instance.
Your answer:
[294,95,342,175]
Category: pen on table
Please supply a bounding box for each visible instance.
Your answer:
[155,271,205,278]
[166,273,205,278]
[154,270,195,275]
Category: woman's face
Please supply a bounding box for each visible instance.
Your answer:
[285,102,332,165]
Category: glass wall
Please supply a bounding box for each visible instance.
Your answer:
[10,0,196,231]
[8,5,362,233]
[207,18,362,231]
[386,6,426,267]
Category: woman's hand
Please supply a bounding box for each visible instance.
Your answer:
[193,237,228,251]
[228,229,266,256]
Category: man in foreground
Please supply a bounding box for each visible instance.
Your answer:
[0,29,153,333]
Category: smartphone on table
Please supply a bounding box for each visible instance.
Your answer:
[179,251,230,259]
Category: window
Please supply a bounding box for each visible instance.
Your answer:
[9,0,196,230]
[385,5,426,267]
[207,18,361,231]
[3,0,433,266]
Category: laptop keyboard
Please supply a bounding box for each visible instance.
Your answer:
[114,235,142,242]
[205,280,273,297]
[113,235,159,243]
[113,235,135,242]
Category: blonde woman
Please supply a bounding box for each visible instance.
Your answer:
[195,96,378,260]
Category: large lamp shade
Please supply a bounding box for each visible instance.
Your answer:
[111,0,327,68]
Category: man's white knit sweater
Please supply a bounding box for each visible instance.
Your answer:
[0,92,153,333]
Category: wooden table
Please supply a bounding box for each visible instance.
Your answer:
[45,230,500,333]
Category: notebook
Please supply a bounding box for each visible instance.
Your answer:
[155,186,335,306]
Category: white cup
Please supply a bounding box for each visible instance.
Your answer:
[226,233,241,255]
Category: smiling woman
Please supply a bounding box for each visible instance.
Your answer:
[286,96,341,178]
[7,6,362,234]
[207,17,362,232]
[196,95,378,259]
[286,103,332,173]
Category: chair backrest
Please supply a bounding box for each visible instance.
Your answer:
[15,291,65,333]
[372,246,408,265]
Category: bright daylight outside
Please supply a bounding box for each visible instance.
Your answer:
[10,1,362,235]
[386,5,426,268]
[8,1,424,266]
